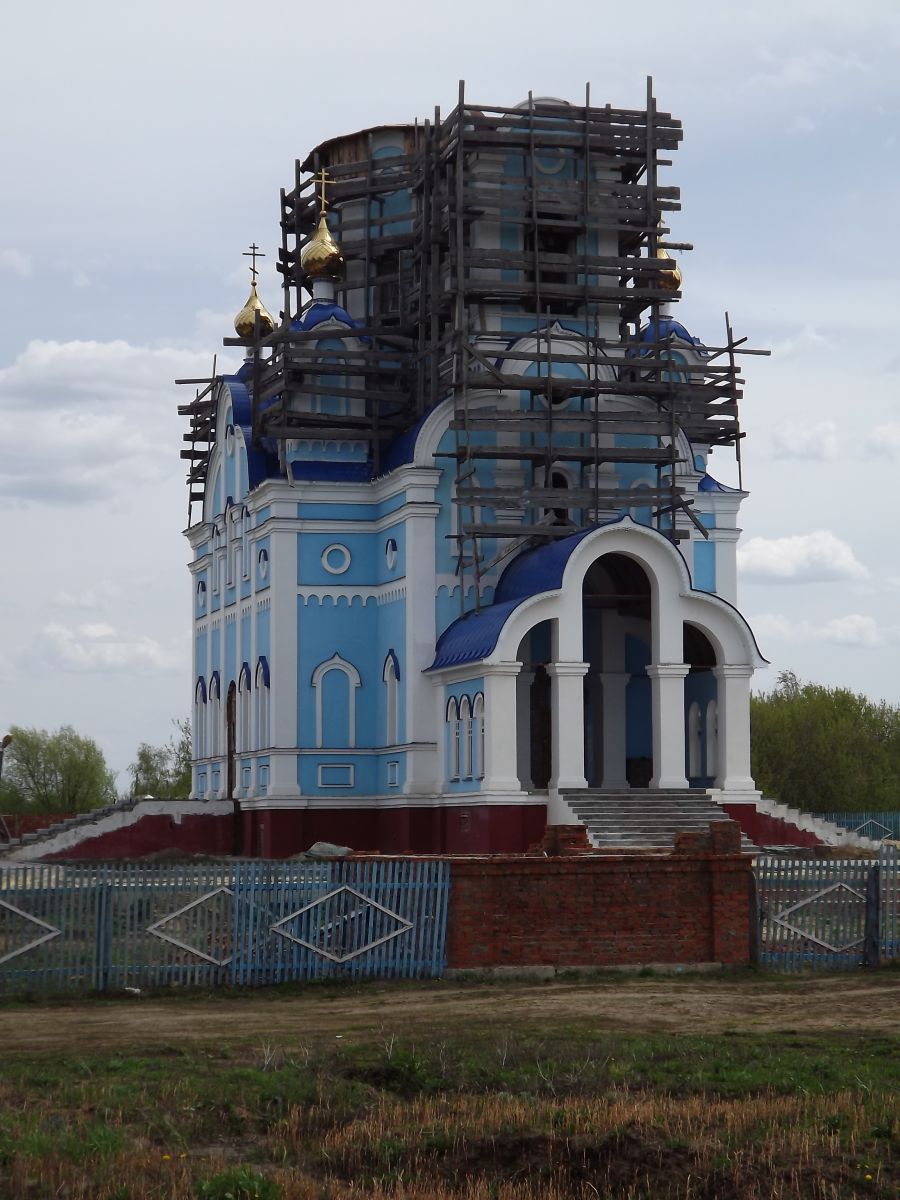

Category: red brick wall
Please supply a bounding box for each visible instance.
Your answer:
[446,823,753,968]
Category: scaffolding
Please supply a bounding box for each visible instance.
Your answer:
[182,80,763,604]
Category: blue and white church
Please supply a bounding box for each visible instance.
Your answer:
[183,88,766,855]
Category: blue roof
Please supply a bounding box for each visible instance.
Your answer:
[291,301,369,341]
[429,599,523,671]
[224,376,281,488]
[698,472,740,493]
[636,316,704,353]
[429,523,621,670]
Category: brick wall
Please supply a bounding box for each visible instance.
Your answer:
[446,821,753,969]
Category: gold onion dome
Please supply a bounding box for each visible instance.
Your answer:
[234,281,276,338]
[657,245,682,293]
[300,213,345,280]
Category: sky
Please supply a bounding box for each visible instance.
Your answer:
[1,0,898,787]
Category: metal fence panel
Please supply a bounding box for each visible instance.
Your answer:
[755,850,899,971]
[0,859,449,995]
[819,811,900,841]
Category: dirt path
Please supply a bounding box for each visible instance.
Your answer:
[0,974,896,1056]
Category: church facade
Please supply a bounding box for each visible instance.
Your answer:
[182,86,765,855]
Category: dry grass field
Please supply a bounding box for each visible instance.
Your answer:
[0,970,896,1198]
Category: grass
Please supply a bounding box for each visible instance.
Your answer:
[0,1019,896,1198]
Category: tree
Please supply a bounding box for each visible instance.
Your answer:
[751,671,900,812]
[0,726,117,813]
[128,719,192,799]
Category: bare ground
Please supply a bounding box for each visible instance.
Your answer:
[0,972,897,1055]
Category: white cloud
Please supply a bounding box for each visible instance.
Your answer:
[738,531,867,582]
[750,48,867,90]
[863,422,900,458]
[0,249,33,277]
[750,612,885,648]
[38,622,180,673]
[0,338,218,506]
[0,338,212,412]
[770,324,829,359]
[52,581,121,611]
[770,420,838,461]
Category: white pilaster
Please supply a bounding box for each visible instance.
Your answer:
[599,671,630,789]
[482,664,522,792]
[713,664,756,794]
[547,662,589,792]
[403,491,441,794]
[646,663,689,789]
[265,506,301,799]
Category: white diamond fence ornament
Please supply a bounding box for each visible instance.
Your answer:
[146,886,235,966]
[853,820,893,842]
[0,899,61,965]
[271,885,413,963]
[771,882,868,953]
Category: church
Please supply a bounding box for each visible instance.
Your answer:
[181,85,766,856]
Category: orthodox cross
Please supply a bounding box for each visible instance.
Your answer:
[243,242,265,284]
[316,168,335,216]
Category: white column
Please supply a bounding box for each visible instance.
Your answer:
[516,667,535,790]
[482,664,522,793]
[266,512,301,800]
[547,662,589,792]
[647,663,689,789]
[402,483,441,794]
[599,671,630,789]
[713,665,756,794]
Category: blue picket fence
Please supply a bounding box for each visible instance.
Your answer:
[819,811,900,841]
[755,849,899,971]
[0,858,449,994]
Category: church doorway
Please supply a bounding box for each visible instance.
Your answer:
[581,553,652,789]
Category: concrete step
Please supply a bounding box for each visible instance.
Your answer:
[563,788,758,855]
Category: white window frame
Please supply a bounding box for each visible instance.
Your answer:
[311,654,361,749]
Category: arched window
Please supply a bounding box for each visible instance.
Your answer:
[459,697,473,780]
[208,671,221,758]
[238,662,252,753]
[255,657,270,750]
[445,696,460,781]
[194,678,207,760]
[383,651,400,746]
[311,654,361,748]
[473,693,485,780]
[687,702,702,778]
[706,699,718,778]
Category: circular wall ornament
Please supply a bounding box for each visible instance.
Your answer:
[321,543,351,575]
[385,537,398,570]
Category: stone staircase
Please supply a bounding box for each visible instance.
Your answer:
[562,789,758,854]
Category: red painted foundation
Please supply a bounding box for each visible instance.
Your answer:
[723,803,821,848]
[243,803,548,857]
[47,813,233,861]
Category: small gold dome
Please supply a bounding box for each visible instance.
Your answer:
[234,282,276,338]
[300,213,345,281]
[657,246,682,294]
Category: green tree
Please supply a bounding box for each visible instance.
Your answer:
[128,719,192,799]
[751,671,900,812]
[0,726,117,813]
